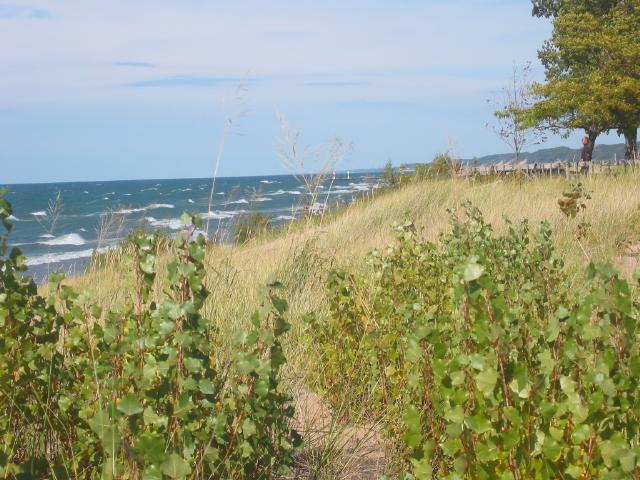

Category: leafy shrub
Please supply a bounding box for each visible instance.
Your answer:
[233,213,271,244]
[414,153,460,180]
[0,191,300,479]
[309,202,640,478]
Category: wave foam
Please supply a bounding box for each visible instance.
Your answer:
[31,211,47,217]
[145,217,183,230]
[40,233,86,246]
[24,246,111,267]
[114,203,174,214]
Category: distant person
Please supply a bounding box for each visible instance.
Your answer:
[581,136,593,162]
[580,135,592,174]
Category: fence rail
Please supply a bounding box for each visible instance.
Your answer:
[458,159,640,177]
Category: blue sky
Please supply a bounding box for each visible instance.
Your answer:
[0,0,621,183]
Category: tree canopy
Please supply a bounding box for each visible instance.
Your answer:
[526,0,640,159]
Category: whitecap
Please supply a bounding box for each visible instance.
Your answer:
[188,199,195,204]
[252,197,272,202]
[8,214,19,221]
[274,215,295,221]
[268,190,287,196]
[39,233,55,239]
[83,191,89,194]
[286,191,302,195]
[114,203,175,215]
[226,199,249,205]
[201,211,237,220]
[24,246,112,267]
[260,180,279,184]
[123,193,132,196]
[40,233,86,246]
[31,211,47,217]
[79,228,87,232]
[144,217,183,230]
[216,192,225,195]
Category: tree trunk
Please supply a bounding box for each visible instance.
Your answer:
[584,128,599,162]
[624,126,638,161]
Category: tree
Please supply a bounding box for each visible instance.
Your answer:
[526,1,640,160]
[531,0,620,18]
[490,63,545,163]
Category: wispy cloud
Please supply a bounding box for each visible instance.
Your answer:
[304,80,371,87]
[124,75,254,88]
[0,3,50,20]
[114,61,156,69]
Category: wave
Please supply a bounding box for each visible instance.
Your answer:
[226,199,249,205]
[8,214,19,221]
[25,249,94,267]
[144,217,183,230]
[31,211,47,217]
[24,246,112,267]
[114,203,175,215]
[39,233,55,239]
[260,180,279,184]
[252,197,272,202]
[268,189,286,196]
[274,215,295,221]
[188,199,195,204]
[287,191,302,195]
[201,210,238,220]
[40,233,87,246]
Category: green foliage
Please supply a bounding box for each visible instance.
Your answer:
[233,212,271,245]
[414,153,460,180]
[0,192,299,479]
[310,202,640,478]
[526,0,640,158]
[383,160,401,188]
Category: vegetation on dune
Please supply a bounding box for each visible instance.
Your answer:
[0,200,300,479]
[310,203,640,478]
[4,169,640,478]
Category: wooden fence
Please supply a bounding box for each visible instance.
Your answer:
[458,158,640,178]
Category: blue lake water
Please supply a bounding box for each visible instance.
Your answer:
[2,172,382,281]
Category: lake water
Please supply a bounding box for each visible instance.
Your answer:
[2,172,382,281]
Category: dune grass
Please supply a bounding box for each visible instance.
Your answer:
[69,171,640,335]
[31,171,640,477]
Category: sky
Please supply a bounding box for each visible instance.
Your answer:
[0,0,622,184]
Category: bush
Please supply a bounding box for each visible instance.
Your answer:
[309,203,640,478]
[233,213,271,244]
[0,192,300,479]
[414,153,460,180]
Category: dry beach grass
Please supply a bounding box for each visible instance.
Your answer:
[56,171,640,478]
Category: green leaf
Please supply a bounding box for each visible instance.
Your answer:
[463,262,485,282]
[475,368,498,396]
[403,406,422,449]
[161,453,191,479]
[117,394,144,416]
[464,415,492,434]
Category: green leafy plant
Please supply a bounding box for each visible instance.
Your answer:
[558,182,592,241]
[310,202,640,478]
[0,193,300,479]
[233,212,271,245]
